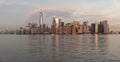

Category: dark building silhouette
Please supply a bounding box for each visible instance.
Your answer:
[51,17,56,34]
[91,20,109,34]
[98,22,104,34]
[91,23,95,34]
[58,19,64,34]
[91,22,99,34]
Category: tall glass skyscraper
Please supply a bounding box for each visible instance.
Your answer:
[39,10,43,33]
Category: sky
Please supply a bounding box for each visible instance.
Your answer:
[0,0,120,31]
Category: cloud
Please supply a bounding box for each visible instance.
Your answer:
[112,0,120,8]
[24,3,120,31]
[25,7,105,22]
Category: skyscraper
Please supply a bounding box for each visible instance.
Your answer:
[72,21,80,34]
[101,20,109,34]
[58,19,64,34]
[78,25,83,34]
[91,20,109,34]
[55,17,59,29]
[91,23,95,34]
[51,17,56,34]
[83,21,90,34]
[55,17,59,34]
[98,22,104,34]
[95,22,98,34]
[65,23,72,34]
[39,10,43,33]
[51,16,62,34]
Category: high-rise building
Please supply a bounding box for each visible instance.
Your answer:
[98,22,104,34]
[51,17,56,34]
[91,23,95,34]
[91,20,109,34]
[43,24,46,32]
[83,21,90,34]
[39,10,43,33]
[58,19,62,28]
[95,22,98,34]
[55,17,59,29]
[71,21,80,34]
[78,25,83,34]
[55,17,59,34]
[91,22,102,34]
[58,19,64,34]
[65,23,72,34]
[51,16,62,34]
[101,20,109,34]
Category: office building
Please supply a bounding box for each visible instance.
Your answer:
[101,20,109,34]
[83,21,90,34]
[39,10,44,33]
[51,17,56,34]
[91,22,99,34]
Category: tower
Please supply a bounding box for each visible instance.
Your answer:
[101,20,109,34]
[39,9,43,33]
[95,22,98,34]
[51,17,56,34]
[83,21,90,34]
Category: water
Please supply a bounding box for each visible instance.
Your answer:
[0,35,120,62]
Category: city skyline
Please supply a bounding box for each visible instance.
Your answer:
[15,15,109,35]
[0,0,120,31]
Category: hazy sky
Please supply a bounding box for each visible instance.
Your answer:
[0,0,120,31]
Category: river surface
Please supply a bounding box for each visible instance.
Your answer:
[0,35,120,62]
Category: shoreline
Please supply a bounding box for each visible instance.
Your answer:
[0,33,119,35]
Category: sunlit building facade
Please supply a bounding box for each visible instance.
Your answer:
[101,20,109,34]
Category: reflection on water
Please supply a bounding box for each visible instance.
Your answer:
[0,35,120,62]
[23,35,117,62]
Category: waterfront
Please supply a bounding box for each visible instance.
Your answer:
[0,35,120,62]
